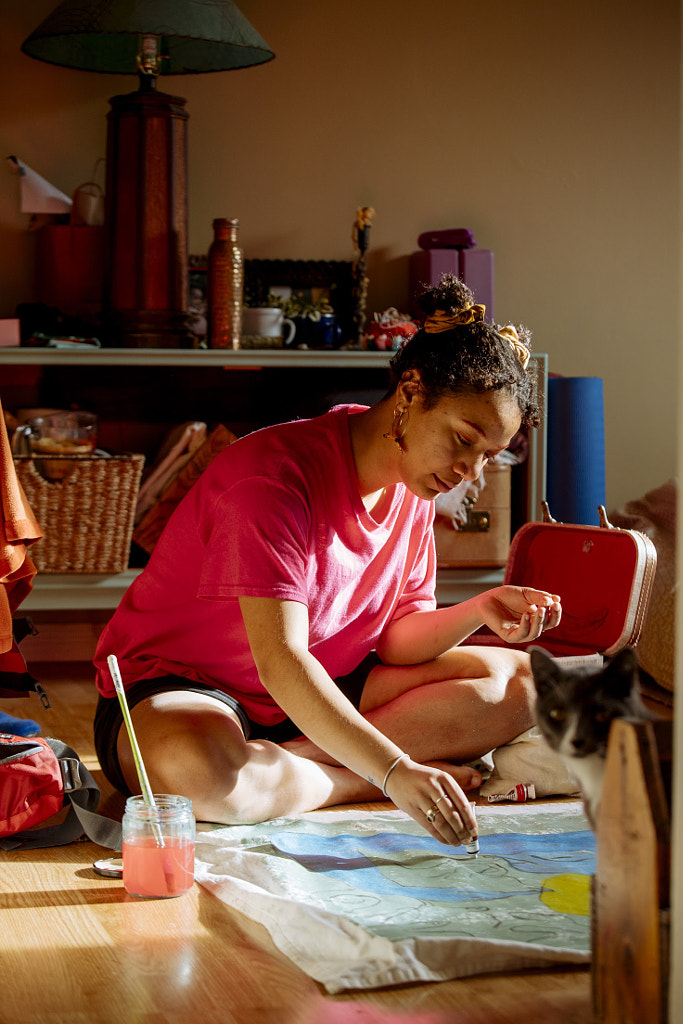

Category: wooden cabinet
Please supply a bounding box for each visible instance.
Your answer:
[1,347,547,611]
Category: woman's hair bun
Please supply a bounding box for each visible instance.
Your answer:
[417,274,474,316]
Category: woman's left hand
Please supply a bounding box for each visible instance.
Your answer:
[478,585,562,644]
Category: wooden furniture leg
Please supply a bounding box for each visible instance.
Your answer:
[592,718,672,1023]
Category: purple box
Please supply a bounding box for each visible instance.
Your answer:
[460,247,494,322]
[409,249,460,318]
[409,247,494,322]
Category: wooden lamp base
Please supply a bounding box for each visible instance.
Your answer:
[103,80,194,348]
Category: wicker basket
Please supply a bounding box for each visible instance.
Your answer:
[15,453,145,573]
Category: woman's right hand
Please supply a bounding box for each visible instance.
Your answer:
[477,585,562,644]
[383,755,479,848]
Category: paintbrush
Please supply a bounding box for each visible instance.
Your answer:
[107,654,175,894]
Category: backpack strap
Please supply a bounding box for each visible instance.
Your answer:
[0,738,122,852]
[0,619,50,706]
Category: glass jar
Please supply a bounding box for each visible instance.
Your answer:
[122,794,195,898]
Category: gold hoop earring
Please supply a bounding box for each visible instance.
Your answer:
[383,408,406,452]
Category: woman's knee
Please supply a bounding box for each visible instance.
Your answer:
[360,645,533,713]
[474,647,535,705]
[117,698,250,817]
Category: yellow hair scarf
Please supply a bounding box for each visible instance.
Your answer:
[424,304,486,332]
[498,325,531,369]
[423,304,530,370]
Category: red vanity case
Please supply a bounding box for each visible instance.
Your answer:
[469,503,657,659]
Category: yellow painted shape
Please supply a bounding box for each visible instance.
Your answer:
[540,873,591,917]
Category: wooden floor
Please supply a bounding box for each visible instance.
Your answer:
[1,662,591,1024]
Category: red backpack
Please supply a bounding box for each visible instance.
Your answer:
[0,733,121,851]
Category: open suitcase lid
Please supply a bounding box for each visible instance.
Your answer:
[502,503,658,657]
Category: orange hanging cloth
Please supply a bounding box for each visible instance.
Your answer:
[0,395,44,697]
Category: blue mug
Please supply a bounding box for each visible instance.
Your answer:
[316,313,342,349]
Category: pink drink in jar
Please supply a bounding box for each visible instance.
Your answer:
[122,794,195,898]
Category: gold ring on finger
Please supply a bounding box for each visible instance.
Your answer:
[435,794,446,806]
[426,805,440,824]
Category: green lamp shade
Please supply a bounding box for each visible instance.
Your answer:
[22,0,275,75]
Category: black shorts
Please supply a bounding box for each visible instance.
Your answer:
[94,651,382,797]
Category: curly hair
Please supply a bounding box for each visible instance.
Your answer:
[387,275,540,427]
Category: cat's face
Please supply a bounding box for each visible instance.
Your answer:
[529,647,643,758]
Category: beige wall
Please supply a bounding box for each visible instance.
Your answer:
[1,0,679,510]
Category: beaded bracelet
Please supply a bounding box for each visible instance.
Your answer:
[381,753,409,796]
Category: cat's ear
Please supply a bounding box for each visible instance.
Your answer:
[603,648,640,697]
[529,646,562,692]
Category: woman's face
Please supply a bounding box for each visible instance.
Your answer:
[397,386,522,501]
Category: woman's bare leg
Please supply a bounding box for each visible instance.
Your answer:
[115,646,532,824]
[284,646,535,765]
[116,690,479,824]
[116,691,359,823]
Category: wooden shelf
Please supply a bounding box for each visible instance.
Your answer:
[435,567,506,605]
[22,571,142,611]
[0,346,393,369]
[22,567,505,612]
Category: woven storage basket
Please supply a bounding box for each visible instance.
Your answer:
[15,453,145,573]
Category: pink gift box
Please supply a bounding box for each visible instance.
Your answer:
[0,319,20,346]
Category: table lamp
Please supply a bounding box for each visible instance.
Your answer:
[22,1,274,348]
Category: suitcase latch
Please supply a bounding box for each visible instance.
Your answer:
[458,506,491,533]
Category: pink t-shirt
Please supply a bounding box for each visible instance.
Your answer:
[94,405,436,725]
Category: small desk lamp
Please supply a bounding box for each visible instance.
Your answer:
[22,1,274,348]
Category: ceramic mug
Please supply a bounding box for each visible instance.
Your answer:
[242,307,296,345]
[314,313,342,349]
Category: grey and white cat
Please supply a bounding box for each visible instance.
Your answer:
[530,646,649,828]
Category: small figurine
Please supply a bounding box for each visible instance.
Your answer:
[352,206,375,346]
[362,307,419,351]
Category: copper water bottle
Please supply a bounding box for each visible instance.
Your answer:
[207,218,244,349]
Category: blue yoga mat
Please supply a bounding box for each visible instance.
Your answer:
[546,377,606,526]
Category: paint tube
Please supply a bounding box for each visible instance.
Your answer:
[486,783,536,803]
[465,801,479,855]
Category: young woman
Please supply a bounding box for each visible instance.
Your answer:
[94,275,561,849]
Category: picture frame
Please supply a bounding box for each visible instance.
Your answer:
[188,256,356,346]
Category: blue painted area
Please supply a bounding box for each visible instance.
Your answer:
[267,829,595,902]
[481,831,595,874]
